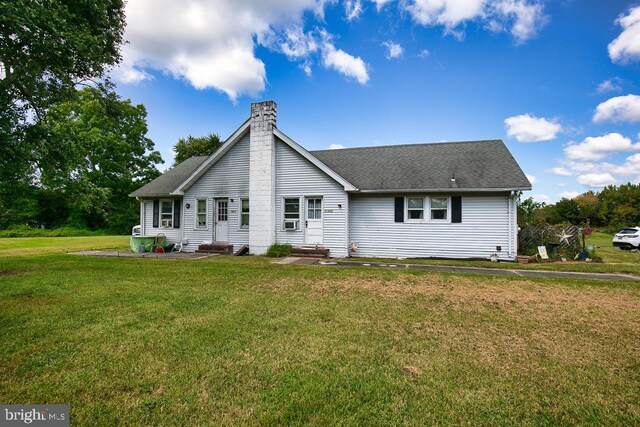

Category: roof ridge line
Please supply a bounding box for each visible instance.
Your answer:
[310,139,503,153]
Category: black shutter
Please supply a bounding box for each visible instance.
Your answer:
[394,197,404,222]
[452,196,462,223]
[173,199,181,229]
[153,200,159,228]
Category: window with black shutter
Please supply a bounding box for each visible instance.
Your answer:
[394,197,404,222]
[452,196,462,223]
[173,199,181,228]
[153,200,159,228]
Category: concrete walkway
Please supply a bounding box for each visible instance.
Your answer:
[70,250,217,260]
[277,257,640,281]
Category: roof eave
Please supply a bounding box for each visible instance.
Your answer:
[129,193,184,199]
[353,187,532,193]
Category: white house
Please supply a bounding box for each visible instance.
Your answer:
[130,101,531,260]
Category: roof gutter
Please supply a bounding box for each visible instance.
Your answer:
[353,187,532,193]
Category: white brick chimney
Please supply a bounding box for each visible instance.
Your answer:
[249,101,277,255]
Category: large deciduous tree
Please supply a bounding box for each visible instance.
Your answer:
[0,0,125,118]
[0,0,127,228]
[38,87,163,231]
[173,133,222,165]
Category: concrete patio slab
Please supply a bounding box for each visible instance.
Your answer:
[70,251,218,260]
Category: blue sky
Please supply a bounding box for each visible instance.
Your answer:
[114,0,640,203]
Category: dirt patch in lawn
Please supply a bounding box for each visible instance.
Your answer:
[267,273,640,370]
[272,273,640,312]
[0,270,15,276]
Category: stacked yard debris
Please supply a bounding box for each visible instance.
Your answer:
[519,225,581,259]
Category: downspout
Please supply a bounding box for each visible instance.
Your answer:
[136,197,145,236]
[509,191,516,260]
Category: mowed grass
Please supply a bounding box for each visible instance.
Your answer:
[0,238,639,425]
[0,235,129,257]
[347,232,640,276]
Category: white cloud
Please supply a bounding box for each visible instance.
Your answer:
[597,78,623,93]
[558,191,580,199]
[605,153,640,175]
[277,26,320,59]
[525,173,537,185]
[532,194,550,203]
[322,44,370,84]
[382,41,404,59]
[504,114,562,142]
[301,62,313,77]
[564,160,600,173]
[593,94,640,123]
[329,143,346,149]
[115,0,370,100]
[577,173,616,187]
[112,61,153,84]
[345,0,363,20]
[608,6,640,63]
[551,167,573,177]
[371,0,394,10]
[489,0,546,43]
[406,0,546,43]
[564,133,640,161]
[418,49,430,58]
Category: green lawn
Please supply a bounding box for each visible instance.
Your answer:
[1,237,639,425]
[0,235,129,257]
[346,232,640,276]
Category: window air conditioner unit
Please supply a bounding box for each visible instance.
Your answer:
[283,220,299,230]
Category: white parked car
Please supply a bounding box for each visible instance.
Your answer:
[132,225,142,236]
[612,226,640,250]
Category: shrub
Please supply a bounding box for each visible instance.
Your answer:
[266,243,292,257]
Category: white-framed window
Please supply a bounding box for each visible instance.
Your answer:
[196,198,207,228]
[240,198,249,229]
[405,196,451,223]
[407,197,424,220]
[283,197,300,230]
[430,197,449,220]
[160,200,173,228]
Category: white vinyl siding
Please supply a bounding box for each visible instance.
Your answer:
[275,139,349,257]
[182,133,251,252]
[350,194,516,260]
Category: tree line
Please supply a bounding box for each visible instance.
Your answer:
[518,183,640,231]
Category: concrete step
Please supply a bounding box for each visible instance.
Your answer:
[291,247,330,258]
[197,244,233,255]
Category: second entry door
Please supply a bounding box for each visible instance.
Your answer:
[215,199,229,242]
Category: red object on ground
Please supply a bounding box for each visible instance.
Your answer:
[583,229,592,235]
[156,246,164,253]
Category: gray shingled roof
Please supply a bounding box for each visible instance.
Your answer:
[130,139,530,197]
[129,156,208,198]
[310,140,531,191]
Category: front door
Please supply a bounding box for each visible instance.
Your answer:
[214,199,229,242]
[304,197,323,245]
